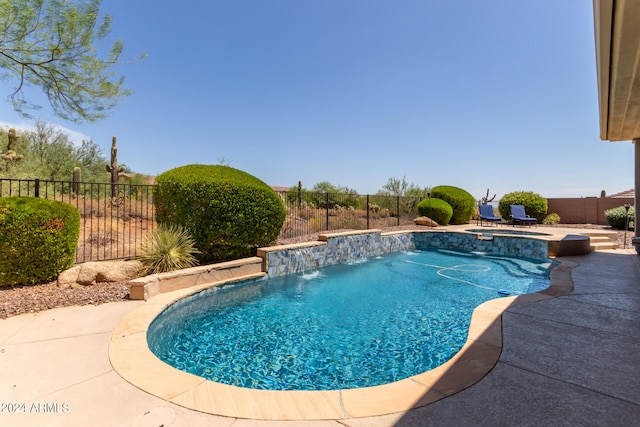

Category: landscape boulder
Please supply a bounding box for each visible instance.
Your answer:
[414,216,439,227]
[58,260,143,288]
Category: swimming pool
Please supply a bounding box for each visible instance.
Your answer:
[147,248,552,391]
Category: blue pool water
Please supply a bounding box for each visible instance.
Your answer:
[147,249,552,391]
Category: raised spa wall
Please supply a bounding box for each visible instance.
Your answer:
[257,229,550,277]
[129,229,564,300]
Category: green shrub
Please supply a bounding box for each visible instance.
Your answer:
[137,224,201,275]
[542,212,561,225]
[154,165,287,263]
[498,191,548,221]
[0,197,79,286]
[604,205,634,230]
[417,197,453,225]
[431,185,475,224]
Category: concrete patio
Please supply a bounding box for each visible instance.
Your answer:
[1,246,639,426]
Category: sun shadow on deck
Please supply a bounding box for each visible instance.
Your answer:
[393,250,640,426]
[337,259,577,420]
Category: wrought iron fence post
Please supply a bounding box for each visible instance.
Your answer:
[366,194,370,229]
[397,196,400,226]
[34,179,40,198]
[325,193,330,230]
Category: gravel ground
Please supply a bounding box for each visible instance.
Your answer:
[1,224,635,320]
[0,281,129,320]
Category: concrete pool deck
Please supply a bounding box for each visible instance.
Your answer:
[1,236,639,425]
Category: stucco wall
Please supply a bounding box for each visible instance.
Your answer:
[547,197,634,224]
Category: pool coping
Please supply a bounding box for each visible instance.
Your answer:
[109,234,578,421]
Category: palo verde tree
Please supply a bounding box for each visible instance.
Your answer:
[373,176,431,216]
[0,0,140,122]
[0,121,109,181]
[311,181,359,209]
[377,176,431,199]
[24,120,76,180]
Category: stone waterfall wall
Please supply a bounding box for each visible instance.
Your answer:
[258,231,416,277]
[412,231,549,259]
[258,230,549,277]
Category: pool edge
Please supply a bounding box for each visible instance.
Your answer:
[109,258,577,421]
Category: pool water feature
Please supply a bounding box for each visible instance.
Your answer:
[147,248,552,391]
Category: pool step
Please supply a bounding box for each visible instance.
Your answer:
[579,232,619,251]
[590,240,619,250]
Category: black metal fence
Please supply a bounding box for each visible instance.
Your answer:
[1,178,156,263]
[276,190,421,239]
[1,178,422,263]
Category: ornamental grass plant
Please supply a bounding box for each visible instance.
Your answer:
[137,224,200,276]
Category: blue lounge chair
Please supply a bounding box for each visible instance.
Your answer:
[478,204,501,226]
[510,205,537,226]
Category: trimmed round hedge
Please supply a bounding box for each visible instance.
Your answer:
[431,185,475,224]
[0,197,79,286]
[154,164,286,263]
[604,205,634,230]
[498,191,548,221]
[417,197,453,225]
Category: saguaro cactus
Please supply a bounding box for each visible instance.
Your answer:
[481,188,496,205]
[72,167,82,195]
[105,136,125,198]
[1,128,24,162]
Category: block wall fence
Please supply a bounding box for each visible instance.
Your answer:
[546,197,634,225]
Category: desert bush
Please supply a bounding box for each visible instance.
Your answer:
[308,217,325,232]
[154,165,286,263]
[604,205,635,230]
[471,206,480,221]
[285,189,314,209]
[137,224,200,275]
[330,215,364,230]
[306,191,358,210]
[285,182,359,209]
[498,191,548,221]
[417,197,453,225]
[368,193,420,218]
[86,221,117,245]
[431,185,475,224]
[0,197,79,286]
[543,213,561,225]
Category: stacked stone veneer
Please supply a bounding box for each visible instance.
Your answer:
[413,230,549,259]
[258,229,549,277]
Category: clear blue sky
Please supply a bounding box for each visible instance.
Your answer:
[0,0,635,200]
